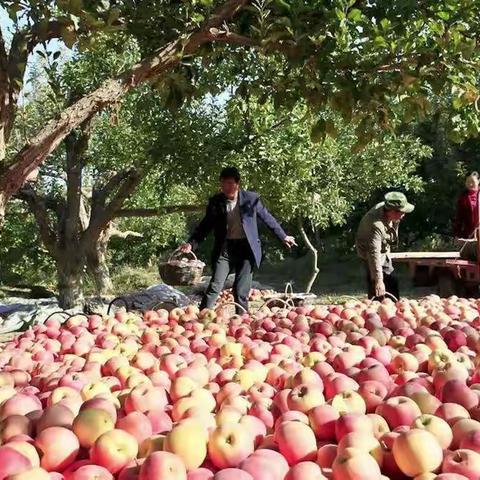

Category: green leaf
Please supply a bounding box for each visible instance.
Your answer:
[335,8,346,21]
[437,11,450,20]
[191,12,205,24]
[380,18,391,30]
[374,36,388,48]
[347,9,362,22]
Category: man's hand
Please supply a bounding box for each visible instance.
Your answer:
[283,236,297,249]
[375,279,386,297]
[179,243,192,253]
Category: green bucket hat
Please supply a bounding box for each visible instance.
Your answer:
[384,191,414,213]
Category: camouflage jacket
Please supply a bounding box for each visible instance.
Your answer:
[355,202,399,281]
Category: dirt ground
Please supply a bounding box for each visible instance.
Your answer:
[255,253,436,302]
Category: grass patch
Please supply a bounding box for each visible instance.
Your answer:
[110,265,160,295]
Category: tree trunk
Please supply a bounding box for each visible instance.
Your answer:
[0,0,250,227]
[56,254,85,309]
[86,227,113,296]
[299,219,320,294]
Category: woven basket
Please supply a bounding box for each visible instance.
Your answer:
[159,250,205,286]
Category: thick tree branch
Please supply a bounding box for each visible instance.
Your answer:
[82,169,142,248]
[64,121,91,243]
[0,27,7,83]
[298,219,319,294]
[18,185,58,256]
[0,0,251,209]
[116,205,203,217]
[205,29,259,47]
[16,186,63,215]
[109,226,143,239]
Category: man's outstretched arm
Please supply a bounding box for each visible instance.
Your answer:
[256,197,296,248]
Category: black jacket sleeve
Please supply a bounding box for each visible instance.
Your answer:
[188,197,215,247]
[256,196,287,242]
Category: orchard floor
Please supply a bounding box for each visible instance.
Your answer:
[254,253,436,303]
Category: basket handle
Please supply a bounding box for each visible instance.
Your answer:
[284,282,294,296]
[215,301,248,314]
[369,292,399,302]
[168,249,198,263]
[255,297,293,311]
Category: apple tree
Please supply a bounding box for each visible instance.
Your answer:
[2,0,480,230]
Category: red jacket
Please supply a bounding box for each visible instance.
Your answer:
[453,190,479,238]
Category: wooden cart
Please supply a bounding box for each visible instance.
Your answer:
[390,242,480,297]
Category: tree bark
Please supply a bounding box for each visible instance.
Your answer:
[299,219,320,294]
[116,205,203,217]
[86,228,113,296]
[0,0,251,225]
[56,254,85,309]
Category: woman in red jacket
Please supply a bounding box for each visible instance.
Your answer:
[454,171,480,239]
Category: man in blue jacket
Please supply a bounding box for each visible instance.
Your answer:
[180,167,296,313]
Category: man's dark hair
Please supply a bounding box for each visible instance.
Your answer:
[220,166,241,183]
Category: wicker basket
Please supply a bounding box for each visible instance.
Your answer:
[159,250,205,286]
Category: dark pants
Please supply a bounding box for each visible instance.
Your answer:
[201,239,255,313]
[366,265,400,300]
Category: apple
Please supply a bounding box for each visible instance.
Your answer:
[357,381,388,413]
[79,397,118,423]
[63,463,114,480]
[331,390,366,415]
[4,467,51,480]
[116,411,153,444]
[376,396,422,429]
[332,447,382,480]
[213,469,253,480]
[164,418,208,470]
[460,429,480,453]
[274,421,317,466]
[90,429,138,474]
[442,449,480,479]
[240,449,289,480]
[287,384,325,413]
[285,461,326,480]
[35,426,79,472]
[392,429,443,477]
[441,380,479,411]
[5,441,40,468]
[436,403,471,427]
[410,391,442,415]
[412,413,453,449]
[0,416,33,443]
[316,444,337,469]
[452,419,480,450]
[335,413,374,442]
[208,423,254,469]
[72,409,114,448]
[36,405,75,433]
[308,405,339,441]
[0,446,32,479]
[337,432,383,465]
[367,414,390,439]
[139,451,187,480]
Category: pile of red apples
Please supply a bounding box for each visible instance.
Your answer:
[1,295,480,479]
[217,288,270,305]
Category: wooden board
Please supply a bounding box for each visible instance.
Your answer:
[390,251,460,259]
